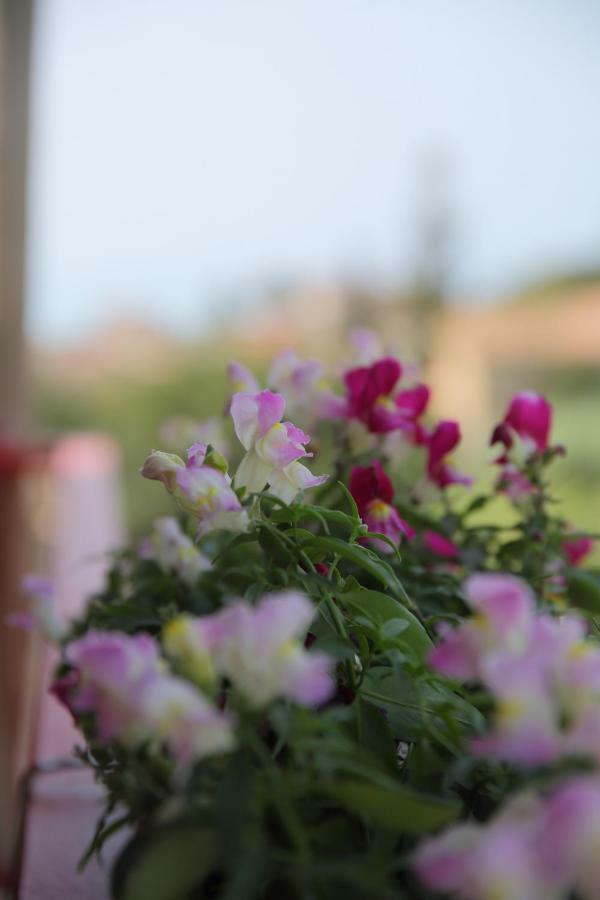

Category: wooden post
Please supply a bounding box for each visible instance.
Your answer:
[0,0,34,876]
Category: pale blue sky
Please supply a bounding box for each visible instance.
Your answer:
[27,0,600,344]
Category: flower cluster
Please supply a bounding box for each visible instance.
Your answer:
[54,592,333,766]
[35,330,598,900]
[56,630,234,763]
[430,573,600,766]
[415,776,600,900]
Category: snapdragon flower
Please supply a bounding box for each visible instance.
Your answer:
[349,460,414,553]
[414,791,561,900]
[563,533,595,566]
[343,357,430,435]
[426,420,472,489]
[141,442,248,537]
[230,390,328,503]
[268,349,346,423]
[491,390,553,459]
[429,573,536,681]
[227,360,260,395]
[415,776,600,900]
[139,517,211,585]
[7,574,65,641]
[159,415,230,458]
[166,592,335,709]
[59,630,234,762]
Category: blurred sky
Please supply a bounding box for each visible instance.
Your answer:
[27,0,600,344]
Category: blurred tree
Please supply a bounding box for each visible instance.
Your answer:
[407,149,457,360]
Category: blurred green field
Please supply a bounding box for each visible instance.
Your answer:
[33,358,600,553]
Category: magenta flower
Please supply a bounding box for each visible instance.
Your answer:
[230,390,328,503]
[424,530,460,559]
[349,460,414,553]
[426,420,472,489]
[492,391,552,457]
[344,357,425,434]
[563,534,595,567]
[141,443,248,537]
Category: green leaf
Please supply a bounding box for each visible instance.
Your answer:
[301,536,406,599]
[111,822,215,900]
[319,779,459,833]
[568,569,600,614]
[341,588,432,658]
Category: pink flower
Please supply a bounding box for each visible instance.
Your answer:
[268,349,347,423]
[492,391,552,456]
[424,530,460,558]
[540,776,600,899]
[414,793,553,900]
[60,630,234,762]
[197,591,335,708]
[158,416,230,458]
[8,574,65,640]
[471,654,562,765]
[344,357,411,434]
[426,421,472,489]
[62,631,163,743]
[227,360,260,395]
[348,328,385,365]
[141,444,247,537]
[349,460,415,553]
[230,390,328,502]
[139,517,211,584]
[139,676,235,763]
[495,463,536,501]
[563,534,595,567]
[428,573,536,680]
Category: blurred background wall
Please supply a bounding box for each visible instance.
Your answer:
[21,0,600,541]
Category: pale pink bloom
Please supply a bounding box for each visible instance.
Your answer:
[268,349,346,423]
[541,776,600,899]
[63,631,164,744]
[414,792,556,900]
[202,591,335,708]
[429,574,536,680]
[61,630,234,763]
[158,416,231,458]
[231,390,328,503]
[348,328,385,364]
[139,517,211,584]
[472,654,562,765]
[7,574,65,641]
[227,360,260,395]
[141,444,247,537]
[496,463,536,502]
[139,675,235,763]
